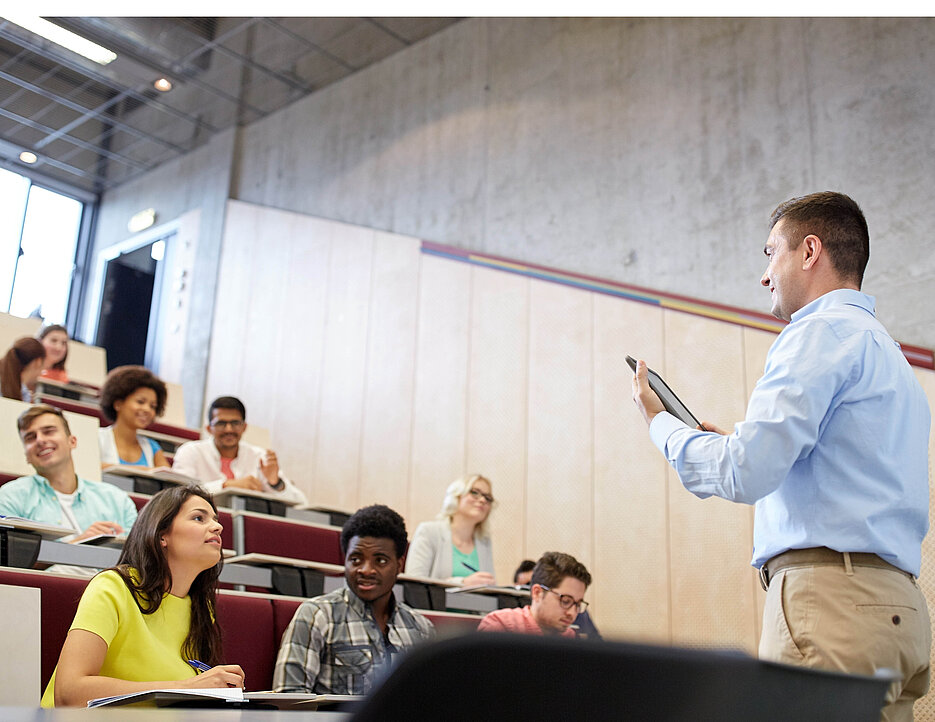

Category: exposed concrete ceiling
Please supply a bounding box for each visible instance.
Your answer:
[0,17,461,195]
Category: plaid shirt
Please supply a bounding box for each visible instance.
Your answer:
[273,586,435,694]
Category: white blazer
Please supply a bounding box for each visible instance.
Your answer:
[405,519,494,585]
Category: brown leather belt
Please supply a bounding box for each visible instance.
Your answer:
[758,547,911,591]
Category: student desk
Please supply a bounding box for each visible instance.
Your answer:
[0,707,351,720]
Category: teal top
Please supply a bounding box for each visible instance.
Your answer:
[0,474,138,533]
[451,544,480,578]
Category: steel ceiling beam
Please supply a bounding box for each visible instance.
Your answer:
[0,104,145,170]
[0,24,220,135]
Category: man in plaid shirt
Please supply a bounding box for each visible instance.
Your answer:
[273,504,435,694]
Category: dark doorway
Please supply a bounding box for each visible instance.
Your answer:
[95,244,158,369]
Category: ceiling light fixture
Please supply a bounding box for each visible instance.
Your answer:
[1,15,117,65]
[19,151,37,164]
[153,78,172,92]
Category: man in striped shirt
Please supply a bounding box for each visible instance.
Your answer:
[273,504,435,694]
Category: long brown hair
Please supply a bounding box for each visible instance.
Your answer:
[0,337,45,400]
[113,485,223,665]
[38,324,68,371]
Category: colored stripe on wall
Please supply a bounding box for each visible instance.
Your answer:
[421,241,935,370]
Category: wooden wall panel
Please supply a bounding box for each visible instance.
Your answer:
[357,230,421,516]
[665,312,757,652]
[408,255,471,528]
[592,295,669,642]
[742,326,777,644]
[265,214,332,497]
[312,225,375,511]
[465,266,529,585]
[205,201,256,400]
[525,279,592,565]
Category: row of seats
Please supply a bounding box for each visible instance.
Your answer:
[0,567,480,696]
[125,494,344,567]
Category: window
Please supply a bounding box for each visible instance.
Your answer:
[0,167,84,324]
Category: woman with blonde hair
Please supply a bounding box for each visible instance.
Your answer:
[405,474,497,586]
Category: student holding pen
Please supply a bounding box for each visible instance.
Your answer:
[42,485,244,707]
[405,474,497,586]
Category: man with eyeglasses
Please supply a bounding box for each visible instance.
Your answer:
[478,551,591,637]
[172,396,307,504]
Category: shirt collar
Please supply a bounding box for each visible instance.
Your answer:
[343,583,399,621]
[34,474,85,497]
[790,288,875,324]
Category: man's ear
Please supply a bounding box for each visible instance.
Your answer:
[801,234,822,270]
[530,583,542,604]
[396,554,406,575]
[68,435,77,450]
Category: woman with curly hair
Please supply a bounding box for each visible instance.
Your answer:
[98,365,169,469]
[43,485,244,707]
[0,336,46,401]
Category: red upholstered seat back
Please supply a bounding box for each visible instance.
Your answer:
[215,593,277,691]
[272,598,303,647]
[0,569,283,696]
[241,515,343,565]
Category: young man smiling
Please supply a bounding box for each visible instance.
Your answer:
[0,404,137,542]
[479,552,592,637]
[272,504,435,694]
[171,396,306,504]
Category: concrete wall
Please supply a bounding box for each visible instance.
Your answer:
[92,17,935,421]
[230,17,935,350]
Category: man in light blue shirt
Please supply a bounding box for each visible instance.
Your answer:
[0,404,137,542]
[632,192,930,722]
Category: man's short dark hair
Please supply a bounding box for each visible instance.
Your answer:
[17,404,71,437]
[340,504,408,558]
[513,559,535,583]
[530,551,592,589]
[208,396,246,422]
[99,366,167,423]
[769,191,870,288]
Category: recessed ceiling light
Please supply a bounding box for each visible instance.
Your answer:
[154,78,172,92]
[19,151,37,164]
[2,15,117,65]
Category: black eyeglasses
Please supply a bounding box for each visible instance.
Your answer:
[538,585,588,614]
[468,488,494,504]
[210,419,244,430]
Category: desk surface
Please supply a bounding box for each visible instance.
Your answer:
[0,708,350,721]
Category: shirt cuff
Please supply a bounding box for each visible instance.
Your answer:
[649,411,686,455]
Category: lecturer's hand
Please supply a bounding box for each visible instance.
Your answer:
[631,358,666,426]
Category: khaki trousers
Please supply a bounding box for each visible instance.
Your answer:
[759,560,931,722]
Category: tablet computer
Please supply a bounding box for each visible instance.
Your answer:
[626,355,701,428]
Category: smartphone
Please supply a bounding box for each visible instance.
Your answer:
[626,355,701,428]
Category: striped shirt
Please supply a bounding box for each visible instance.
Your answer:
[273,586,435,694]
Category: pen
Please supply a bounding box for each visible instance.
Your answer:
[462,562,478,573]
[187,659,212,673]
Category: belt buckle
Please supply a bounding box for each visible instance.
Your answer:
[759,564,770,592]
